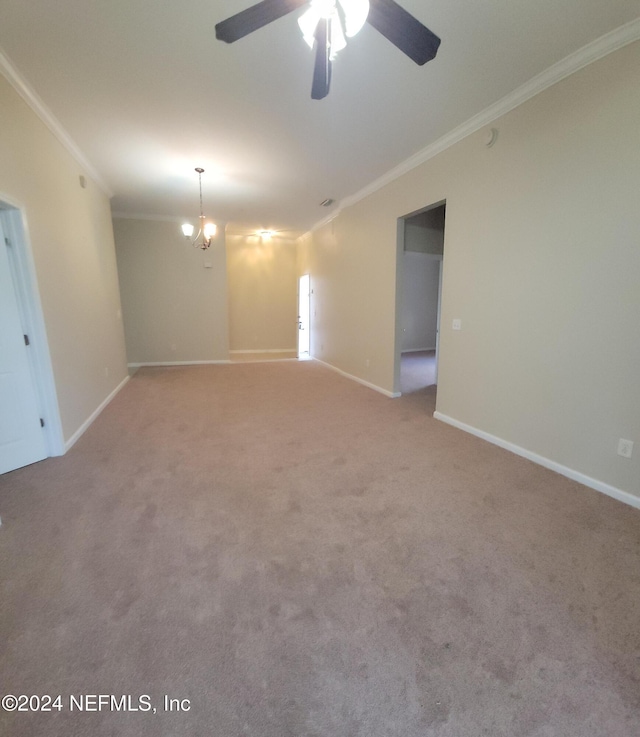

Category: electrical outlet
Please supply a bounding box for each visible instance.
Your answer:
[452,319,462,330]
[617,439,634,458]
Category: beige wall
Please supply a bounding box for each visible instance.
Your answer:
[114,224,297,363]
[113,218,229,364]
[298,206,399,388]
[0,74,128,443]
[299,41,640,499]
[226,234,297,354]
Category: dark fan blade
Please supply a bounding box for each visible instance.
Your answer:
[215,0,308,43]
[311,18,331,100]
[367,0,440,65]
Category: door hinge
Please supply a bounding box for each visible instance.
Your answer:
[40,418,45,428]
[24,334,30,346]
[4,237,11,247]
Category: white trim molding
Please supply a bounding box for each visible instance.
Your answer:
[314,358,401,399]
[127,360,231,368]
[0,46,113,198]
[229,349,297,355]
[304,18,640,235]
[310,211,341,234]
[433,411,640,511]
[65,375,130,452]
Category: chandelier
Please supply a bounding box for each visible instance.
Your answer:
[181,167,217,249]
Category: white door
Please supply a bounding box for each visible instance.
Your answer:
[0,220,47,474]
[298,274,310,358]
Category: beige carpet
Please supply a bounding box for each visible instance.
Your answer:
[1,361,639,736]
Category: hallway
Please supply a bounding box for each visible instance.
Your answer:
[400,349,436,394]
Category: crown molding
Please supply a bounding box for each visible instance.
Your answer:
[112,211,188,223]
[226,232,300,242]
[111,211,227,229]
[310,209,341,232]
[323,18,640,221]
[298,210,342,241]
[0,45,113,198]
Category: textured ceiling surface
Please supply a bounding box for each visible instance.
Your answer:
[0,1,638,235]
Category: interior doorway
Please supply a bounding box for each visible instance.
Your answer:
[394,202,446,398]
[0,201,63,473]
[298,273,310,359]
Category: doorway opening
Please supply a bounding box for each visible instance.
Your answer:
[298,273,311,360]
[0,200,63,474]
[394,202,446,400]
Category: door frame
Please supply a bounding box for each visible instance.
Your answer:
[0,197,64,457]
[434,257,444,384]
[393,199,447,397]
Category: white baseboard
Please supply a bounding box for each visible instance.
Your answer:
[64,375,130,452]
[433,411,640,511]
[127,360,231,368]
[229,349,297,355]
[314,358,401,398]
[231,358,299,364]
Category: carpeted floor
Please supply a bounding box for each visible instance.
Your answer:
[1,361,639,736]
[400,350,437,394]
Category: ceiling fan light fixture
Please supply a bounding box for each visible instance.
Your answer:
[216,0,440,101]
[328,18,347,59]
[339,0,370,37]
[299,0,369,55]
[298,2,327,49]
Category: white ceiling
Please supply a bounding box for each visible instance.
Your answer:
[0,1,638,237]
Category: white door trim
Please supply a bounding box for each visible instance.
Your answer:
[434,256,443,384]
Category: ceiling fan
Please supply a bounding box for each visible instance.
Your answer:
[215,0,441,100]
